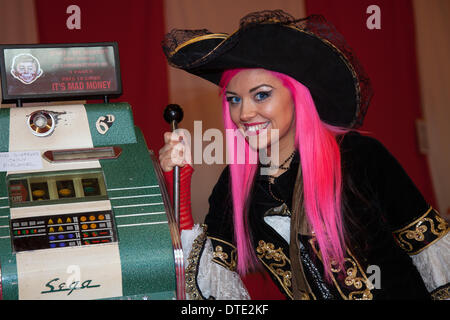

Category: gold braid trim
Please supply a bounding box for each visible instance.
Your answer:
[208,236,237,271]
[309,238,374,300]
[431,283,450,300]
[256,240,294,299]
[392,206,449,255]
[185,224,208,300]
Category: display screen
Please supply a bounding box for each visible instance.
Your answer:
[0,43,122,103]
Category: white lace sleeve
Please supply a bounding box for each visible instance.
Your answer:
[411,232,450,299]
[181,224,250,300]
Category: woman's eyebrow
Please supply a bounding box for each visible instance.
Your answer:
[249,84,274,93]
[225,84,274,95]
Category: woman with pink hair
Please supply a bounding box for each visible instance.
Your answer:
[159,10,449,300]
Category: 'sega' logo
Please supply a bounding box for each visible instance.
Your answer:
[41,278,101,296]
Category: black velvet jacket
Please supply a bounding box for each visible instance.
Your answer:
[202,132,448,300]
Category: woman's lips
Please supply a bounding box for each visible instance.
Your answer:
[243,121,271,136]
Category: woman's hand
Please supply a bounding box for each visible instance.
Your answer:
[158,130,192,172]
[159,129,194,230]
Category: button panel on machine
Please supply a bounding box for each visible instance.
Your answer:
[11,211,117,252]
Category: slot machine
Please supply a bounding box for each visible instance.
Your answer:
[0,43,184,300]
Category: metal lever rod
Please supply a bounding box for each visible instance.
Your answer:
[163,104,184,230]
[171,120,180,228]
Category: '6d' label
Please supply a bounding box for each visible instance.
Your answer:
[95,114,115,134]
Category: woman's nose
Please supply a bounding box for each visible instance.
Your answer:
[239,100,257,122]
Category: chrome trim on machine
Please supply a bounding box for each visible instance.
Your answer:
[149,150,186,300]
[0,260,2,300]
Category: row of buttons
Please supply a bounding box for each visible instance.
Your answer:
[48,217,76,224]
[80,222,109,230]
[80,214,107,222]
[48,224,79,233]
[12,220,45,228]
[83,239,111,245]
[50,241,79,248]
[49,233,77,241]
[14,228,46,235]
[82,231,110,238]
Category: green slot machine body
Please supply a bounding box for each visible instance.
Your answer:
[0,43,184,300]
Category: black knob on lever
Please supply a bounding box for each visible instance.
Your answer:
[164,104,184,130]
[163,104,184,230]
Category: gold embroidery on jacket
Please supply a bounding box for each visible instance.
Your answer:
[393,206,448,255]
[256,240,293,299]
[212,245,237,271]
[209,236,237,271]
[309,238,374,300]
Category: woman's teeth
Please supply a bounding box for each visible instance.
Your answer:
[245,122,270,132]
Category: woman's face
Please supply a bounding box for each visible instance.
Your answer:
[226,69,295,153]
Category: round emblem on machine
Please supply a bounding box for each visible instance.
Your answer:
[27,110,56,137]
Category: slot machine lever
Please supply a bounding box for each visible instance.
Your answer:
[163,104,184,229]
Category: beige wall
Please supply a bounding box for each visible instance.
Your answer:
[413,0,450,218]
[0,0,38,44]
[164,0,306,223]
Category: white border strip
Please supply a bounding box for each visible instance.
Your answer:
[117,221,167,228]
[112,202,163,209]
[115,212,166,218]
[109,194,161,200]
[107,185,159,191]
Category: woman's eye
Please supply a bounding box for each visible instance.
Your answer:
[254,91,271,101]
[226,96,241,105]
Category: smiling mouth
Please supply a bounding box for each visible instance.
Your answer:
[243,121,270,135]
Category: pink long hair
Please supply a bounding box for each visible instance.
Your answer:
[220,68,348,279]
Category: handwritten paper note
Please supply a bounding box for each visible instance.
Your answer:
[0,151,43,172]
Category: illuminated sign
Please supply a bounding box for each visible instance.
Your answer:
[0,43,122,103]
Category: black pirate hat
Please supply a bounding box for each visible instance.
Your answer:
[162,10,372,128]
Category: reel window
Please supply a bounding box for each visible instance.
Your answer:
[7,168,108,207]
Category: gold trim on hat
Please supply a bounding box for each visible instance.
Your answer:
[170,33,229,56]
[287,25,361,120]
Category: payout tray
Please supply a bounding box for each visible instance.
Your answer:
[0,103,184,299]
